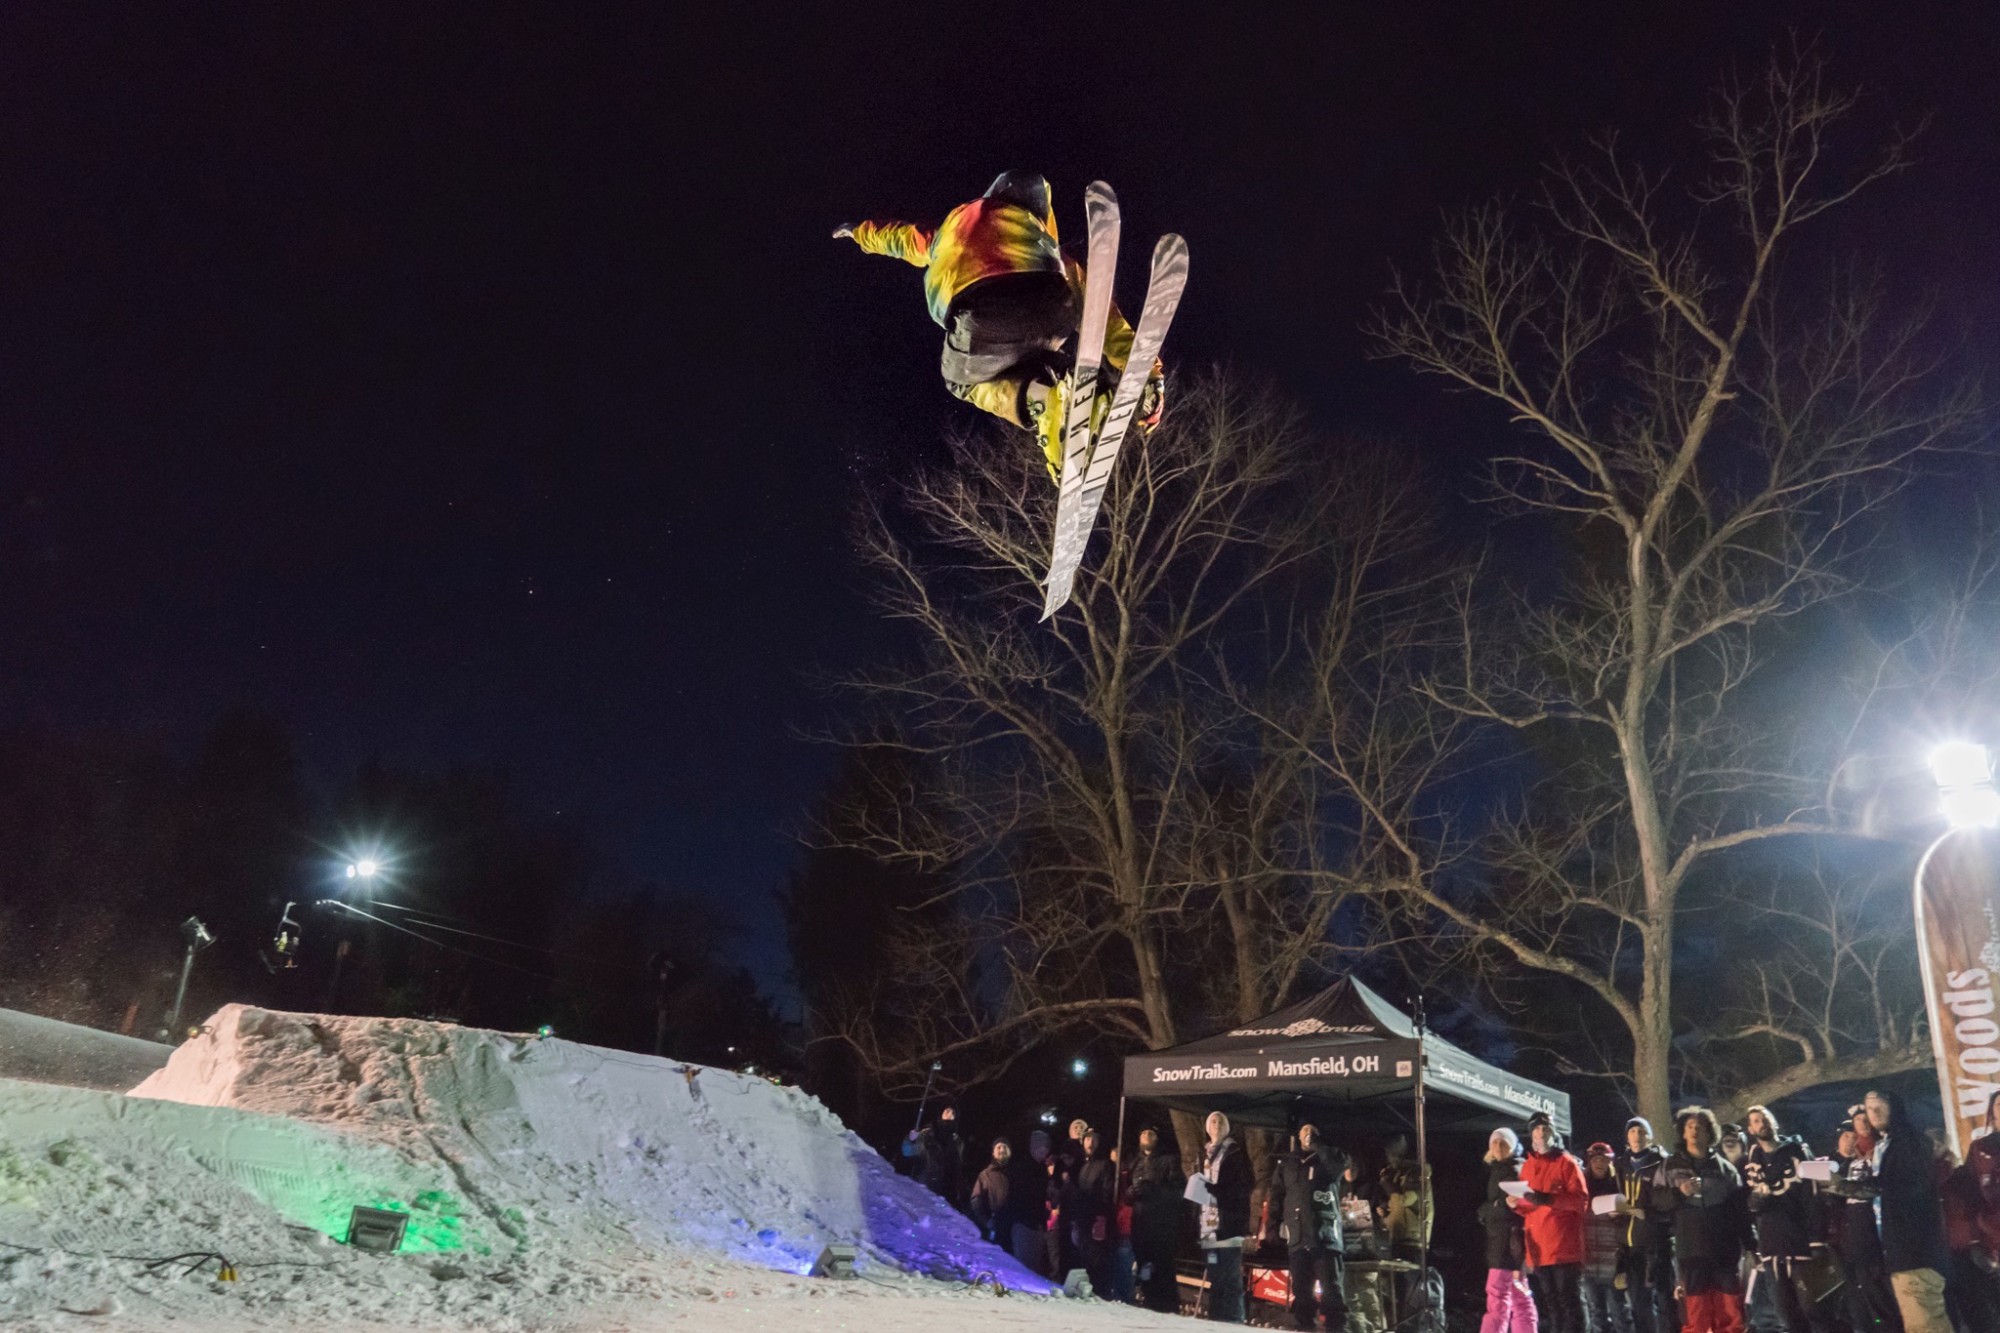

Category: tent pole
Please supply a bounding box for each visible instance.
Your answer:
[1113,1095,1128,1182]
[1412,993,1430,1331]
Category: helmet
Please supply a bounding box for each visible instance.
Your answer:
[984,171,1055,231]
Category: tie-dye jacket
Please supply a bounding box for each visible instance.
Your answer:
[848,196,1066,328]
[845,199,1156,428]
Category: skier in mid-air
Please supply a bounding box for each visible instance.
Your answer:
[834,171,1163,480]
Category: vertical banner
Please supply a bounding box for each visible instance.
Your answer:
[1915,827,2000,1158]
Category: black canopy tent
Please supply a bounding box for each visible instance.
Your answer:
[1117,977,1570,1319]
[1120,976,1570,1132]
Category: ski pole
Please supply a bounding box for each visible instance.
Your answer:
[911,1060,942,1137]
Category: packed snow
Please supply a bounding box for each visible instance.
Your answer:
[0,1009,170,1092]
[0,1005,1180,1331]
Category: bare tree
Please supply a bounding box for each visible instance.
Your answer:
[818,372,1439,1147]
[1366,54,1975,1126]
[1682,853,1926,1123]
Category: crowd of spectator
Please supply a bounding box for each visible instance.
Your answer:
[1478,1089,1981,1333]
[898,1083,1991,1332]
[903,1103,1433,1325]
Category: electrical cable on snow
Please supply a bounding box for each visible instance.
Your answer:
[0,1235,329,1274]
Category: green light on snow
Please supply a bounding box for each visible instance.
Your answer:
[310,1190,473,1253]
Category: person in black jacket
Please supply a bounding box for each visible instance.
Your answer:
[1742,1105,1816,1333]
[1263,1122,1351,1331]
[1129,1125,1185,1313]
[1828,1122,1901,1333]
[1616,1116,1678,1333]
[1652,1106,1747,1333]
[1478,1127,1535,1333]
[1073,1129,1117,1298]
[1049,1119,1090,1279]
[1198,1110,1254,1323]
[1856,1088,1949,1333]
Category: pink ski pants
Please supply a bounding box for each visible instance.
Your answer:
[1482,1268,1538,1333]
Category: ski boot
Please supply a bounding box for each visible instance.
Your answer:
[1027,372,1069,483]
[1026,371,1114,485]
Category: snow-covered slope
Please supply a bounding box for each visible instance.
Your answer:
[0,1004,1115,1331]
[0,1008,171,1091]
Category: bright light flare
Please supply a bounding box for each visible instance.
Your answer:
[1930,742,1992,792]
[1942,785,2000,830]
[1070,1057,1089,1078]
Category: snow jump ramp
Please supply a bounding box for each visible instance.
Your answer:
[125,1004,1042,1283]
[2,1005,1064,1327]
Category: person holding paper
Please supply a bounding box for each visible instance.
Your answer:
[1198,1110,1253,1322]
[1516,1113,1588,1333]
[1477,1127,1537,1333]
[1580,1143,1633,1333]
[1827,1120,1899,1333]
[1651,1107,1746,1333]
[1613,1118,1676,1333]
[1742,1106,1816,1333]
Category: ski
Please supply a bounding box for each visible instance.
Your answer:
[1040,232,1189,620]
[1044,183,1119,599]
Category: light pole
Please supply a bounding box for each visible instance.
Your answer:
[325,858,382,1012]
[1915,742,2000,1158]
[164,916,215,1040]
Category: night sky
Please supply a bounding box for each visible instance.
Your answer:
[4,4,1995,989]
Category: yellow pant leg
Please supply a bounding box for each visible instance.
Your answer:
[948,377,1029,429]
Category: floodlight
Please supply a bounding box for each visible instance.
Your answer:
[345,1205,408,1253]
[354,859,379,879]
[1070,1057,1089,1078]
[809,1244,857,1278]
[1931,742,1992,792]
[1942,784,2000,831]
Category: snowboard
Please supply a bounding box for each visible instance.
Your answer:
[1041,229,1189,620]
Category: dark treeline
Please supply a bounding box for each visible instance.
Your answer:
[0,708,784,1069]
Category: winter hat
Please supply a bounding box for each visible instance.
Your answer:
[1586,1142,1614,1161]
[1624,1116,1653,1141]
[1526,1110,1563,1150]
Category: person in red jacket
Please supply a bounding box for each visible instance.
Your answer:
[1512,1112,1588,1333]
[1944,1092,2000,1329]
